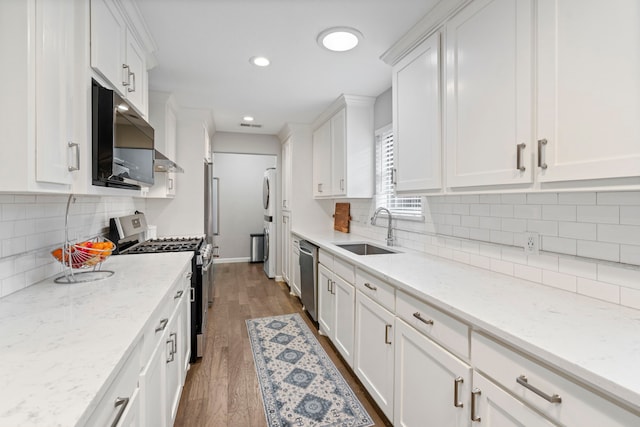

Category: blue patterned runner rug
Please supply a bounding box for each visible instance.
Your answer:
[246,313,374,427]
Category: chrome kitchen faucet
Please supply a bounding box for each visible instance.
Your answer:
[371,207,395,247]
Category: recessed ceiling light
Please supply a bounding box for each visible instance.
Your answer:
[250,56,270,67]
[317,27,362,52]
[243,116,254,122]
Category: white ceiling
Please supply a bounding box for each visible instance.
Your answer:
[136,0,439,135]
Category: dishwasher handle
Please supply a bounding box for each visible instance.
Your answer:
[299,247,314,257]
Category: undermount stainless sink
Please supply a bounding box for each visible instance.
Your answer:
[335,242,400,255]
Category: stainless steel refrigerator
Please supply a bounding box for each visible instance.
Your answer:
[204,161,219,306]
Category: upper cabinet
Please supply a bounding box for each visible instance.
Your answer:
[147,91,178,198]
[312,95,375,199]
[392,31,442,193]
[445,0,533,189]
[0,0,89,193]
[536,0,640,184]
[91,0,148,117]
[281,137,292,210]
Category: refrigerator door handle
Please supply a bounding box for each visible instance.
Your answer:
[212,177,219,235]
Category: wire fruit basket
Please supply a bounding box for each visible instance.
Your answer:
[52,195,115,284]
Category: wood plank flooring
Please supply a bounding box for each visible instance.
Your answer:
[174,262,392,427]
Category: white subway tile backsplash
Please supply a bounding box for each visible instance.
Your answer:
[470,204,491,216]
[558,221,596,241]
[490,259,514,276]
[501,193,527,204]
[502,218,526,233]
[527,220,558,236]
[461,216,480,228]
[542,205,576,221]
[527,193,558,204]
[480,194,502,204]
[620,206,640,226]
[528,253,559,271]
[469,228,491,241]
[621,245,640,266]
[469,253,492,269]
[453,250,470,264]
[490,230,514,246]
[453,227,470,239]
[597,264,640,291]
[501,247,527,265]
[452,204,470,215]
[542,270,577,292]
[479,217,501,230]
[459,195,480,204]
[597,224,640,245]
[558,192,596,205]
[514,264,542,283]
[460,240,480,254]
[490,204,514,218]
[620,287,640,310]
[577,240,620,262]
[577,206,619,224]
[1,273,26,296]
[559,257,597,280]
[514,204,541,220]
[542,236,577,255]
[479,243,502,259]
[597,191,640,205]
[577,278,620,304]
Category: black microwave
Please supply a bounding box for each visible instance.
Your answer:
[92,79,155,189]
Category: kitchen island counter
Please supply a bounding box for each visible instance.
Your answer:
[292,226,640,414]
[0,252,193,427]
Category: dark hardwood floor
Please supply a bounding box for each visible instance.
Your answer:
[174,262,392,427]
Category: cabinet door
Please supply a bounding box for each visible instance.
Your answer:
[117,387,141,427]
[312,121,332,197]
[331,108,347,196]
[291,245,301,297]
[165,306,182,426]
[472,372,558,426]
[281,213,291,283]
[354,291,394,420]
[394,319,470,427]
[282,138,292,210]
[140,339,166,427]
[317,264,334,337]
[35,0,77,186]
[393,32,441,192]
[537,0,640,182]
[178,281,191,381]
[333,275,355,367]
[445,0,533,188]
[125,28,146,115]
[90,0,127,94]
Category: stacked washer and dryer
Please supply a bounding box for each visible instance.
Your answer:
[262,168,277,278]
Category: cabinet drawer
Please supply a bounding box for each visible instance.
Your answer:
[355,269,395,312]
[396,290,469,360]
[472,332,638,426]
[333,255,355,284]
[85,340,141,427]
[319,249,332,269]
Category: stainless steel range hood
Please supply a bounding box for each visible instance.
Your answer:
[154,150,184,173]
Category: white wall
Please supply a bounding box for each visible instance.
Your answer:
[146,109,213,237]
[0,194,145,298]
[212,153,276,260]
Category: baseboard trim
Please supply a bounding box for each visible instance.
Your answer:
[213,257,251,264]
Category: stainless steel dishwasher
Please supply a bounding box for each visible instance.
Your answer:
[299,240,318,322]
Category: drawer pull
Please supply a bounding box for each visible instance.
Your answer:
[174,290,184,299]
[517,375,562,403]
[384,324,392,345]
[471,388,481,422]
[454,376,464,408]
[331,280,336,295]
[111,396,129,427]
[364,282,377,291]
[516,143,526,172]
[413,312,434,325]
[538,139,548,169]
[155,318,169,333]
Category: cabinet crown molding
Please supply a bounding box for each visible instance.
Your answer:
[312,94,375,130]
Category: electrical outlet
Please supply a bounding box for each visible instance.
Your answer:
[524,232,539,255]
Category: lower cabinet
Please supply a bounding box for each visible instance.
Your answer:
[354,290,395,420]
[318,263,335,339]
[290,237,301,297]
[394,319,471,427]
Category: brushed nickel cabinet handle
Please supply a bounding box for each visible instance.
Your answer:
[68,142,80,171]
[327,278,332,293]
[364,282,377,291]
[168,178,174,190]
[318,183,323,193]
[384,324,392,344]
[516,143,526,172]
[471,388,481,422]
[174,290,183,299]
[170,332,177,355]
[454,376,464,408]
[122,64,130,86]
[517,375,562,403]
[331,280,336,295]
[166,337,175,363]
[413,312,434,325]
[127,71,136,93]
[111,397,129,427]
[155,318,168,333]
[538,139,548,169]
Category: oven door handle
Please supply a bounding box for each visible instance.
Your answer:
[202,257,214,272]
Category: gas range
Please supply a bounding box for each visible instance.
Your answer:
[123,237,204,254]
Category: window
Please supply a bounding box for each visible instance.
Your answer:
[375,125,422,217]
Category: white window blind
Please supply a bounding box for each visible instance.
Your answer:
[375,126,422,216]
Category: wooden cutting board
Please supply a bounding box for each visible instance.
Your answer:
[333,202,351,233]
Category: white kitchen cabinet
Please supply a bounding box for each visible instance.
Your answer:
[392,31,442,193]
[281,212,291,283]
[394,318,471,427]
[354,290,395,420]
[312,95,375,198]
[0,0,89,193]
[312,120,332,197]
[148,91,179,198]
[471,371,558,426]
[445,0,533,189]
[317,263,335,339]
[91,0,147,116]
[282,137,292,210]
[140,331,166,427]
[536,0,640,184]
[333,274,355,366]
[165,297,183,426]
[290,237,301,297]
[472,331,638,427]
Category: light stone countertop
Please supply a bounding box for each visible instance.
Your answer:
[0,252,193,427]
[292,226,640,412]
